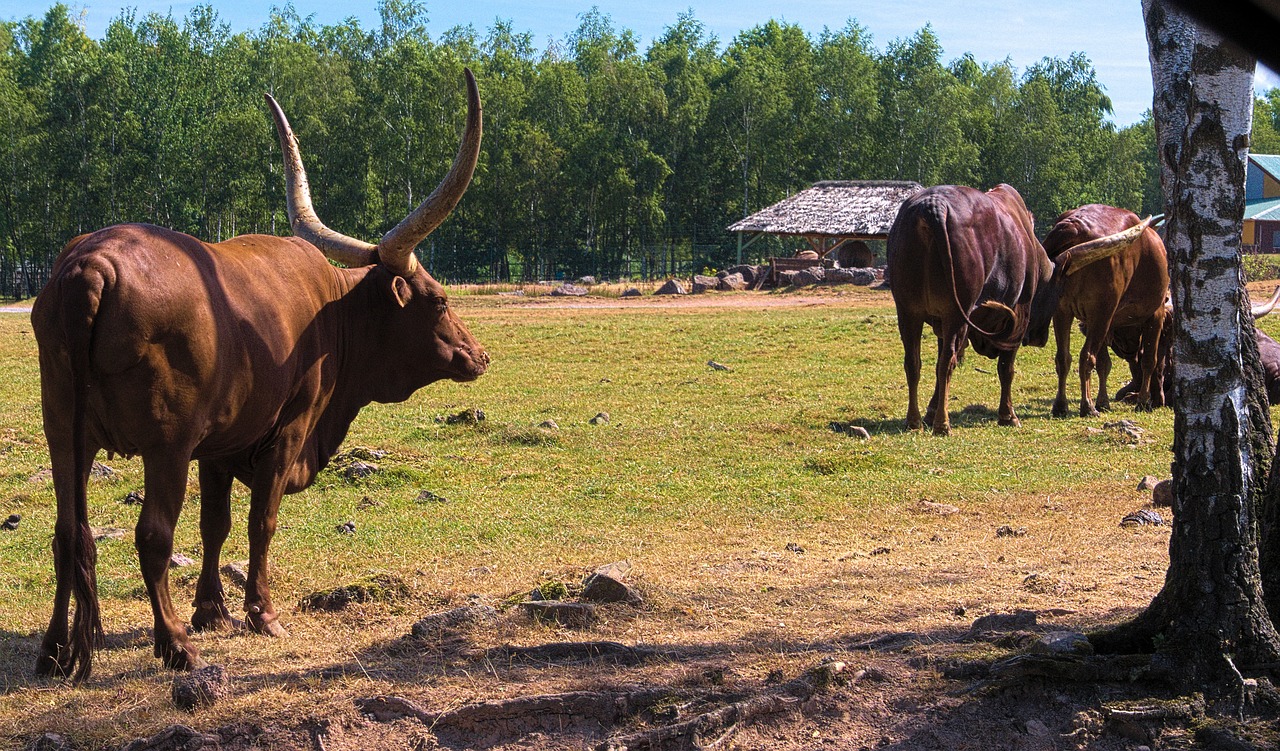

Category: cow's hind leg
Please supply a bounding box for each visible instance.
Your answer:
[899,313,925,430]
[138,453,205,670]
[191,461,241,632]
[996,348,1021,427]
[930,324,966,436]
[37,451,94,677]
[1095,347,1113,412]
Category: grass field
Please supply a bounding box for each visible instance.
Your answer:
[0,284,1269,749]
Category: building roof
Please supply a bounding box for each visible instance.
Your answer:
[726,180,924,238]
[1253,154,1280,182]
[1246,195,1280,221]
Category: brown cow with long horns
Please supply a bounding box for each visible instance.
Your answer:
[33,70,485,681]
[887,183,1157,436]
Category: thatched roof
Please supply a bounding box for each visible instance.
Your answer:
[726,180,924,238]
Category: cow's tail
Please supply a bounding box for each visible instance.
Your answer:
[53,262,106,683]
[933,204,1018,346]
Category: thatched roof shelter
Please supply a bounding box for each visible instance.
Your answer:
[727,180,924,259]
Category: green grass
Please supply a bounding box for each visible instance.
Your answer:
[0,295,1188,637]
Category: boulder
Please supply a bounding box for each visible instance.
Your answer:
[776,270,800,287]
[691,274,720,294]
[1152,479,1173,507]
[969,609,1037,636]
[620,287,643,297]
[826,267,878,286]
[1028,631,1094,656]
[793,266,825,286]
[581,569,643,605]
[654,279,686,296]
[1137,475,1159,491]
[721,264,763,287]
[717,272,747,291]
[576,275,597,286]
[551,283,589,297]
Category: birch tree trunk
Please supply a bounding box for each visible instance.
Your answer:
[1093,0,1280,685]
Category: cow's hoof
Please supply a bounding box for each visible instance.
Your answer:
[998,416,1021,427]
[247,613,288,638]
[191,603,243,632]
[1080,405,1100,418]
[158,643,208,672]
[1096,398,1111,412]
[931,425,951,437]
[1051,400,1070,418]
[35,647,73,678]
[1134,399,1154,413]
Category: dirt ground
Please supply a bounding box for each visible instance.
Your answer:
[8,284,1280,751]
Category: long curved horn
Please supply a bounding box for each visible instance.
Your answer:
[1252,286,1280,318]
[265,94,378,268]
[1059,214,1163,276]
[376,68,484,276]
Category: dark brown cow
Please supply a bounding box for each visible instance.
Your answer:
[33,71,485,681]
[1111,287,1280,407]
[888,184,1152,436]
[1042,205,1169,417]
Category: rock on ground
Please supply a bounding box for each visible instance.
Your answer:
[692,275,720,293]
[551,283,589,297]
[172,665,229,710]
[654,279,686,295]
[410,604,499,640]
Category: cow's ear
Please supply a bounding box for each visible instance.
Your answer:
[390,275,412,308]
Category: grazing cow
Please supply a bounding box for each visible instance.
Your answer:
[33,71,485,681]
[888,184,1154,435]
[1111,286,1280,406]
[1042,205,1169,417]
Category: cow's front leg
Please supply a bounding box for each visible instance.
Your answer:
[191,461,241,632]
[1051,310,1073,418]
[244,473,289,638]
[996,348,1020,427]
[138,453,207,670]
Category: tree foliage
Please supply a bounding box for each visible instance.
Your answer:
[0,3,1173,293]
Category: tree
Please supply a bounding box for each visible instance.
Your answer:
[1093,0,1280,686]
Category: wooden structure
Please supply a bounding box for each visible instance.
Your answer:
[1245,154,1280,253]
[726,180,924,271]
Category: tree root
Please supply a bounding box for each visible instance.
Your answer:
[483,640,662,666]
[987,653,1154,684]
[598,662,848,751]
[356,661,849,749]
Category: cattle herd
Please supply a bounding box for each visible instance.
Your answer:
[25,73,1278,682]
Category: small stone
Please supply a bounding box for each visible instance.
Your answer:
[953,606,967,617]
[593,560,632,580]
[969,610,1038,635]
[580,572,643,605]
[1025,719,1052,738]
[1028,631,1094,656]
[92,526,128,542]
[122,490,144,505]
[538,419,560,430]
[29,732,72,751]
[357,496,382,509]
[1152,479,1173,507]
[170,552,196,568]
[785,542,805,554]
[171,665,229,710]
[221,562,249,588]
[917,500,959,516]
[846,426,870,439]
[341,460,379,480]
[410,604,498,640]
[28,468,52,483]
[415,490,447,504]
[996,525,1027,537]
[2,513,19,531]
[519,600,597,628]
[589,412,610,425]
[335,521,356,535]
[870,546,891,556]
[620,287,643,298]
[89,462,116,480]
[1137,475,1159,491]
[443,408,486,425]
[707,360,731,371]
[1121,508,1165,527]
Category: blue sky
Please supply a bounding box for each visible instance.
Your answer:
[2,0,1276,126]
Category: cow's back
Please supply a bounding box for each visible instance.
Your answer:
[33,224,342,458]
